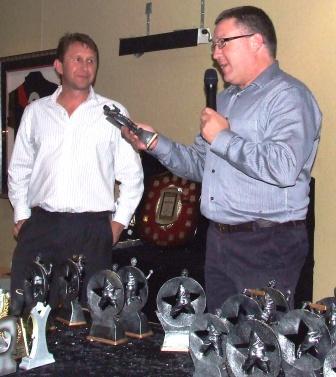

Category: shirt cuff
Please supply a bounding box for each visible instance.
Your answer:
[14,206,31,224]
[147,135,172,159]
[210,129,235,157]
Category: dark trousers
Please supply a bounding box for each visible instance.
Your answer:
[204,222,308,313]
[10,208,114,315]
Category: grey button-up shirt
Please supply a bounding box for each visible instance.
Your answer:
[150,62,321,224]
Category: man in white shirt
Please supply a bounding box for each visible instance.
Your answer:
[8,33,144,315]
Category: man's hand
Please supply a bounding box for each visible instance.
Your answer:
[110,220,125,246]
[121,123,158,151]
[13,219,27,239]
[200,107,230,144]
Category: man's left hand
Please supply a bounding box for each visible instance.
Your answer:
[110,220,125,246]
[200,107,230,143]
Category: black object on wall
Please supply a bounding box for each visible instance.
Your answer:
[119,28,204,56]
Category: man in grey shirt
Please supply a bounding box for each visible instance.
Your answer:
[123,6,321,312]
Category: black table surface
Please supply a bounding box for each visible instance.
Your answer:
[12,320,194,377]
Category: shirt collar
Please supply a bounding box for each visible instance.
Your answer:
[227,61,280,94]
[252,61,280,88]
[50,85,98,103]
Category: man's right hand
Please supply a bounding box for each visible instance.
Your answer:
[13,219,27,239]
[121,123,158,151]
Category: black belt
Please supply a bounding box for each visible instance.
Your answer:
[32,207,111,219]
[213,219,306,233]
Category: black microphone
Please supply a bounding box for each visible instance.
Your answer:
[204,68,218,111]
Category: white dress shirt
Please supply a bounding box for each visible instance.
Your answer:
[8,86,144,226]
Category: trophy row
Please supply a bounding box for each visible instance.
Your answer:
[1,256,336,377]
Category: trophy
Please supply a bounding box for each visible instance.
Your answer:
[189,311,231,377]
[103,104,158,150]
[323,345,336,376]
[274,308,332,376]
[244,280,290,325]
[0,290,10,321]
[225,317,282,377]
[0,316,17,376]
[0,289,29,360]
[87,269,127,345]
[19,256,55,370]
[317,287,336,345]
[220,292,263,326]
[118,258,153,338]
[55,255,86,326]
[156,269,206,352]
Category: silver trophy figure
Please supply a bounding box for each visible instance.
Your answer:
[156,269,206,352]
[55,255,86,326]
[0,315,17,376]
[87,269,127,345]
[118,258,153,339]
[274,308,331,376]
[19,257,55,370]
[225,318,282,377]
[104,104,158,150]
[189,311,231,377]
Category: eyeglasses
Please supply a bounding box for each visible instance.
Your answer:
[211,33,255,51]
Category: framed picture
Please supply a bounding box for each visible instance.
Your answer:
[0,49,59,195]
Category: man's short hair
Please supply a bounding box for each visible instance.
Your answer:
[215,6,277,58]
[56,32,99,65]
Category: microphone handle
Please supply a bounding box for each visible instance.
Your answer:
[206,84,217,111]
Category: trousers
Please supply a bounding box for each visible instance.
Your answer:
[10,207,114,315]
[204,221,308,313]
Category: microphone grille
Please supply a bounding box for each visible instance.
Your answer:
[204,68,218,85]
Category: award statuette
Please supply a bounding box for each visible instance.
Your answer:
[55,255,86,326]
[0,316,17,376]
[19,257,55,370]
[118,258,153,339]
[87,269,127,345]
[274,308,332,376]
[225,318,282,377]
[0,289,29,360]
[189,312,231,377]
[19,303,55,370]
[156,269,206,352]
[103,104,158,150]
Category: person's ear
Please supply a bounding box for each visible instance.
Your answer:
[250,33,264,52]
[53,59,63,76]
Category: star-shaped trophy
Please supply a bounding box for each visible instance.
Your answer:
[317,290,336,345]
[19,256,55,370]
[220,293,262,326]
[156,269,206,352]
[55,255,86,326]
[274,308,331,375]
[225,318,281,377]
[189,312,231,377]
[0,315,17,376]
[323,345,336,376]
[86,269,127,345]
[117,257,153,339]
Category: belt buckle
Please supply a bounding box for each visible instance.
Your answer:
[217,223,228,233]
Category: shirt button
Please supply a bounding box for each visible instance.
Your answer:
[210,197,214,201]
[211,169,215,173]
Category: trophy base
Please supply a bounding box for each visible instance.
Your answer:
[55,317,87,327]
[193,364,228,377]
[88,320,127,346]
[87,335,128,346]
[122,311,153,339]
[125,330,153,339]
[19,354,55,370]
[161,331,190,352]
[55,300,87,327]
